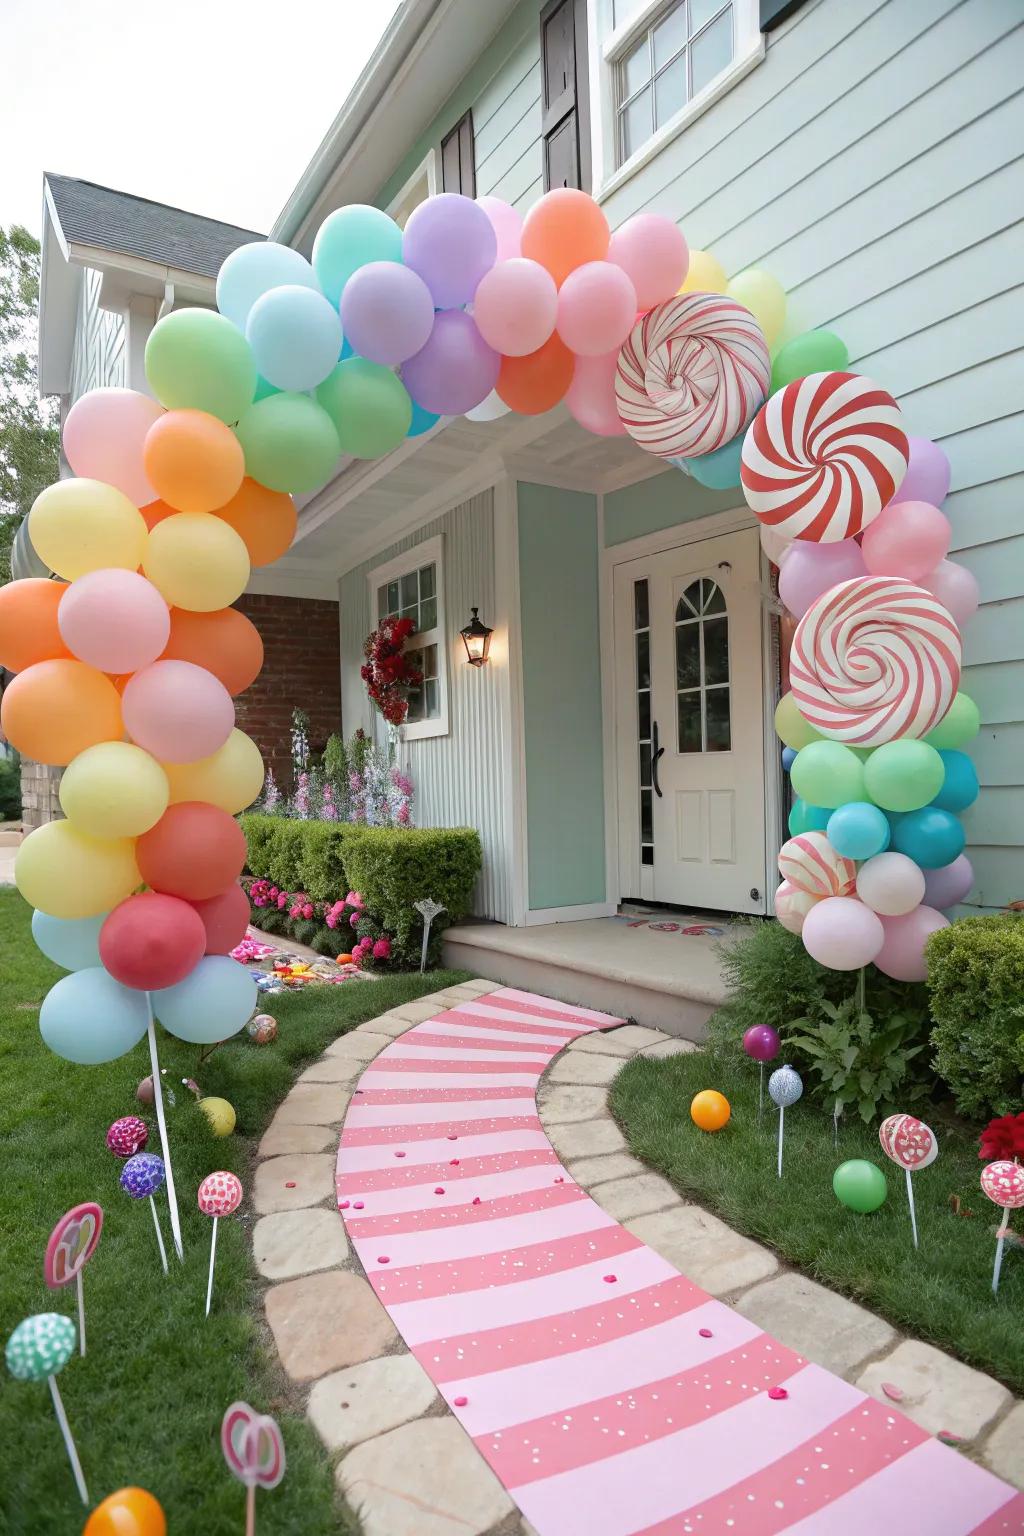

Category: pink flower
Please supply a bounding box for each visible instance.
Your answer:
[269,887,279,898]
[346,891,364,909]
[277,894,287,910]
[326,913,336,929]
[302,903,313,920]
[349,911,361,929]
[373,938,391,960]
[254,897,266,907]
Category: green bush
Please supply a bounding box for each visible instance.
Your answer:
[0,756,21,821]
[927,915,1024,1120]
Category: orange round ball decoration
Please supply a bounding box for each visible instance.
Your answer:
[83,1486,166,1536]
[520,188,610,288]
[690,1089,731,1133]
[1,659,123,767]
[136,801,248,901]
[497,333,575,415]
[142,409,244,514]
[160,607,263,696]
[212,478,297,566]
[0,578,70,673]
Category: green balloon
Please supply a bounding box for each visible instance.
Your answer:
[253,374,281,402]
[833,1159,887,1213]
[925,692,981,749]
[775,692,823,750]
[864,739,945,812]
[234,393,340,495]
[316,359,412,459]
[788,798,831,836]
[790,740,865,809]
[145,309,256,425]
[771,330,850,393]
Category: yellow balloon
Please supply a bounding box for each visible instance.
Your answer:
[60,741,169,838]
[16,820,141,918]
[726,268,787,349]
[775,692,823,751]
[143,513,250,612]
[200,1096,236,1137]
[29,479,148,581]
[680,249,727,295]
[163,728,264,815]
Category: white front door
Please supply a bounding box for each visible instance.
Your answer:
[614,527,767,914]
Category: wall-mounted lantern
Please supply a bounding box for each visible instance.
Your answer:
[459,607,493,667]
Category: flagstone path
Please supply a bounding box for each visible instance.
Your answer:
[254,980,1024,1536]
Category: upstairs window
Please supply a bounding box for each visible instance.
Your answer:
[441,110,476,196]
[616,1,734,162]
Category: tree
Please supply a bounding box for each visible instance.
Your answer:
[0,226,59,583]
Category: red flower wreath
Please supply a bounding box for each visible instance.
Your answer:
[360,615,424,726]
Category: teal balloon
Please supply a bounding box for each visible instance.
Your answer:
[144,308,256,424]
[932,750,979,812]
[153,955,257,1045]
[253,375,281,402]
[682,435,743,489]
[31,910,106,971]
[408,400,440,437]
[312,205,403,307]
[235,393,341,495]
[826,802,890,860]
[771,330,849,392]
[864,740,945,813]
[788,798,831,836]
[891,806,965,868]
[791,741,865,809]
[39,969,149,1064]
[833,1159,887,1213]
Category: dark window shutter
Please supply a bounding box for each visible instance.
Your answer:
[441,109,476,196]
[540,0,591,192]
[759,0,807,30]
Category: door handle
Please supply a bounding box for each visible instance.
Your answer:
[652,720,666,799]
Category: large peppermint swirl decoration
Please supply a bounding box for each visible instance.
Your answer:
[741,371,909,541]
[615,293,770,459]
[777,831,856,897]
[791,576,961,746]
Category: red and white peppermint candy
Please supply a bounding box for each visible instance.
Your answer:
[980,1160,1024,1211]
[741,372,909,542]
[879,1114,938,1172]
[790,576,961,746]
[198,1170,243,1218]
[774,879,822,935]
[777,832,856,898]
[615,293,770,459]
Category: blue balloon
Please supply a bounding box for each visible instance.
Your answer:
[31,910,106,972]
[40,969,149,1064]
[788,798,831,836]
[892,806,966,869]
[339,336,355,362]
[681,434,744,490]
[246,285,344,393]
[216,240,321,331]
[932,750,979,812]
[407,400,440,437]
[153,956,258,1045]
[826,802,891,861]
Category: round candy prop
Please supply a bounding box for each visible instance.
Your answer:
[83,1487,166,1536]
[6,1313,88,1505]
[690,1090,730,1132]
[44,1201,103,1357]
[833,1159,888,1214]
[247,1013,278,1044]
[221,1399,286,1531]
[879,1113,938,1249]
[106,1115,149,1159]
[120,1153,169,1275]
[768,1064,803,1179]
[777,831,856,898]
[741,371,909,542]
[980,1160,1024,1295]
[789,576,961,747]
[200,1096,237,1137]
[199,1171,243,1316]
[614,294,770,460]
[743,1024,780,1114]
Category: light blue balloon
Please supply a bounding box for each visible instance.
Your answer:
[153,956,257,1045]
[781,747,797,773]
[339,336,355,362]
[931,750,979,813]
[216,241,321,331]
[682,434,744,490]
[31,910,106,972]
[40,969,149,1064]
[891,807,966,869]
[246,285,343,393]
[407,400,440,437]
[826,802,891,861]
[312,205,403,308]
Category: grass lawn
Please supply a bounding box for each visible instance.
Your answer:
[0,887,471,1533]
[611,1048,1024,1395]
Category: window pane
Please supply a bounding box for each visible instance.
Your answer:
[419,563,435,598]
[703,616,729,685]
[621,36,651,98]
[678,691,702,753]
[640,787,653,843]
[634,577,649,632]
[419,643,438,681]
[424,679,440,718]
[706,686,731,751]
[386,580,400,616]
[675,624,700,690]
[636,629,650,689]
[678,581,701,618]
[613,0,647,26]
[653,2,686,68]
[377,586,388,619]
[419,597,437,632]
[704,581,726,615]
[621,88,653,159]
[638,689,651,740]
[691,5,732,95]
[639,742,652,788]
[655,54,687,126]
[641,844,655,866]
[691,0,728,33]
[406,685,424,722]
[401,571,418,612]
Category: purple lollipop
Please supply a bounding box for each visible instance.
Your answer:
[743,1026,780,1063]
[120,1153,169,1274]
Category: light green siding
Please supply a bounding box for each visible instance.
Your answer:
[604,471,742,547]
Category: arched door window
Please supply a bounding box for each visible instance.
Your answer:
[675,577,731,753]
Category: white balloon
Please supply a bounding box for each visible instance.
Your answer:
[464,389,510,423]
[856,851,926,916]
[760,524,794,567]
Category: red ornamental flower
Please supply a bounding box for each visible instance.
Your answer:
[979,1113,1024,1163]
[361,616,424,726]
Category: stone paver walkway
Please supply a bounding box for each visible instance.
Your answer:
[253,981,1024,1536]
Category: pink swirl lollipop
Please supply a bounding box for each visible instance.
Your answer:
[879,1114,938,1249]
[222,1399,285,1529]
[981,1160,1024,1294]
[44,1201,103,1357]
[777,832,856,898]
[199,1171,243,1318]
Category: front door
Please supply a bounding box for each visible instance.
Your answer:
[614,528,767,914]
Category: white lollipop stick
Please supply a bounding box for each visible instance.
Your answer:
[777,1106,784,1179]
[206,1217,219,1318]
[758,1063,764,1118]
[149,1195,169,1274]
[992,1211,1009,1296]
[48,1374,88,1506]
[76,1271,86,1357]
[147,1000,184,1262]
[905,1168,919,1250]
[246,1481,256,1536]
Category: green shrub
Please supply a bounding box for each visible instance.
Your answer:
[927,915,1024,1119]
[0,757,21,821]
[788,997,928,1123]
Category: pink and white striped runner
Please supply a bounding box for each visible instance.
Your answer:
[336,987,1023,1535]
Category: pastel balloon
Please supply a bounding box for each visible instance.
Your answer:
[787,799,831,837]
[1,659,122,766]
[861,501,951,581]
[137,802,247,901]
[143,513,250,612]
[826,801,890,860]
[83,1485,167,1536]
[928,749,978,813]
[62,388,163,505]
[340,261,435,366]
[873,905,949,981]
[145,309,256,425]
[556,261,637,356]
[774,879,821,935]
[922,853,974,909]
[476,195,523,262]
[743,1024,780,1062]
[778,831,856,897]
[565,350,627,436]
[802,895,884,969]
[152,954,257,1044]
[123,660,234,764]
[771,330,849,392]
[473,258,558,357]
[40,968,150,1063]
[407,401,440,437]
[402,310,499,416]
[317,358,413,458]
[16,821,140,918]
[246,285,343,393]
[234,392,341,495]
[855,851,926,916]
[833,1159,887,1213]
[790,740,865,809]
[31,910,105,971]
[29,478,148,580]
[677,435,743,489]
[781,747,797,773]
[211,479,296,567]
[497,332,575,414]
[924,692,980,749]
[163,728,264,814]
[891,806,966,868]
[888,435,950,508]
[463,389,511,423]
[921,559,980,627]
[58,569,170,674]
[0,578,70,672]
[312,204,403,307]
[161,607,263,696]
[760,524,794,567]
[775,692,823,751]
[403,192,497,309]
[100,892,207,991]
[521,188,609,288]
[864,739,945,813]
[680,249,726,294]
[778,539,866,619]
[190,884,250,955]
[59,741,169,838]
[217,239,320,329]
[143,410,244,513]
[607,213,688,310]
[726,269,786,348]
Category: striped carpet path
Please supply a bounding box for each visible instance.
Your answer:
[336,986,1024,1535]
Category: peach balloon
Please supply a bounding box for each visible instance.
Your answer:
[0,579,70,672]
[473,259,558,358]
[62,387,164,506]
[607,213,689,310]
[160,606,263,695]
[143,513,250,612]
[566,351,627,436]
[122,660,234,765]
[556,261,637,356]
[1,659,123,766]
[520,188,610,288]
[140,499,178,531]
[497,333,575,415]
[142,409,244,513]
[58,569,170,674]
[211,478,297,566]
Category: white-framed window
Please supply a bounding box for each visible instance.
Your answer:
[368,534,449,741]
[386,149,439,230]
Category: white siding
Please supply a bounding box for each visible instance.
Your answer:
[69,268,125,403]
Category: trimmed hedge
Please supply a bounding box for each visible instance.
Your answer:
[927,914,1024,1119]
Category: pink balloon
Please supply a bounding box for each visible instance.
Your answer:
[607,213,689,310]
[476,196,523,263]
[122,660,234,765]
[873,905,949,981]
[566,351,627,437]
[921,558,979,627]
[778,539,866,618]
[58,569,170,674]
[861,501,952,580]
[922,853,974,910]
[760,525,794,567]
[473,258,558,357]
[855,852,926,917]
[62,388,164,507]
[556,261,637,357]
[889,436,950,508]
[801,896,884,970]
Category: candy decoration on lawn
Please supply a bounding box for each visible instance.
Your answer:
[199,1171,243,1317]
[833,1159,888,1213]
[44,1202,103,1356]
[980,1159,1024,1296]
[741,372,909,542]
[778,831,856,897]
[106,1114,149,1159]
[742,1024,780,1115]
[879,1112,938,1249]
[221,1400,286,1534]
[247,1013,278,1044]
[6,1313,88,1505]
[690,1089,731,1132]
[120,1152,169,1274]
[615,294,770,459]
[768,1064,802,1179]
[83,1487,166,1536]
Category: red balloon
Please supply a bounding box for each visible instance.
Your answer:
[100,892,207,990]
[190,883,250,954]
[136,802,247,901]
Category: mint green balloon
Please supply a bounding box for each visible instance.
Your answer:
[833,1159,887,1214]
[145,308,256,424]
[864,740,945,812]
[312,205,402,307]
[317,359,412,459]
[234,393,340,494]
[790,740,865,809]
[924,692,981,749]
[771,330,849,392]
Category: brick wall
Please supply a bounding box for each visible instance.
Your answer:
[234,594,342,786]
[21,760,63,831]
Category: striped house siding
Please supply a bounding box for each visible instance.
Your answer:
[338,490,512,922]
[69,267,125,403]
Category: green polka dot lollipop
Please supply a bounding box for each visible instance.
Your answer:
[5,1313,89,1505]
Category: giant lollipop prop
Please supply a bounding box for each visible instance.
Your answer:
[199,1171,243,1316]
[981,1160,1024,1296]
[742,1025,780,1116]
[44,1202,103,1356]
[768,1064,803,1178]
[221,1400,286,1536]
[6,1314,88,1505]
[879,1113,938,1249]
[120,1152,169,1274]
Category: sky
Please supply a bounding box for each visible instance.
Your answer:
[0,0,403,238]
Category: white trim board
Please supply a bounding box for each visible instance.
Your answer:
[526,902,618,925]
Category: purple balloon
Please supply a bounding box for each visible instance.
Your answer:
[743,1025,780,1063]
[889,435,951,508]
[779,540,866,619]
[403,193,498,309]
[402,310,499,416]
[340,262,435,368]
[922,853,974,910]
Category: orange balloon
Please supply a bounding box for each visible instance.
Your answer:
[142,409,244,514]
[690,1089,731,1133]
[137,800,248,900]
[521,188,610,288]
[161,607,263,695]
[497,334,575,415]
[83,1486,166,1536]
[1,659,123,766]
[212,478,297,566]
[140,499,178,531]
[0,578,70,672]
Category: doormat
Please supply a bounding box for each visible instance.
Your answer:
[612,909,730,938]
[335,987,1022,1535]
